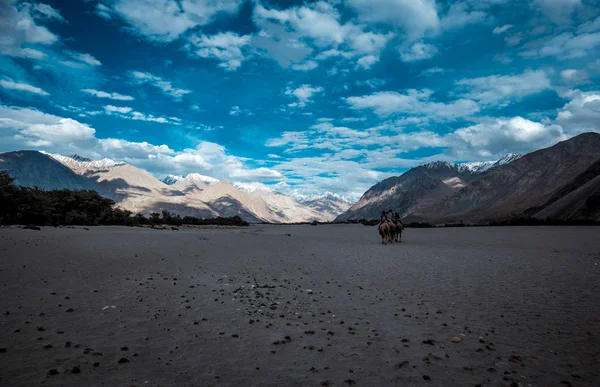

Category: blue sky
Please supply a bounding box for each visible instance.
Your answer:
[1,0,599,199]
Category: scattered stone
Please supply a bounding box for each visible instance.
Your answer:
[47,369,59,376]
[451,337,462,343]
[118,357,129,364]
[422,339,436,345]
[71,366,81,374]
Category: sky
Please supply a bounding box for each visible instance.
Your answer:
[1,0,599,200]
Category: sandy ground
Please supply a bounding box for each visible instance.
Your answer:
[0,225,599,387]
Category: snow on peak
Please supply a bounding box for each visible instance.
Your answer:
[423,161,454,170]
[458,153,522,173]
[185,173,219,185]
[458,160,496,173]
[233,182,273,193]
[296,191,353,203]
[46,152,125,169]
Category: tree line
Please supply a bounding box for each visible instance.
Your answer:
[0,171,248,227]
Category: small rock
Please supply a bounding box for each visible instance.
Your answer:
[47,369,59,376]
[451,337,462,343]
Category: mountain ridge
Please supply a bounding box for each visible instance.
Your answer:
[336,133,600,223]
[0,151,351,223]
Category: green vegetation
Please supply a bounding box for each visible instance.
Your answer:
[0,171,248,227]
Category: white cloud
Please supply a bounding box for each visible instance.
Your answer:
[452,116,565,156]
[0,105,95,150]
[187,31,251,70]
[356,55,379,69]
[0,1,60,57]
[285,84,324,106]
[130,71,191,100]
[521,31,600,59]
[345,89,479,119]
[17,47,47,59]
[560,69,588,83]
[291,60,318,71]
[95,4,113,20]
[252,2,393,70]
[419,66,446,76]
[440,2,487,31]
[555,90,600,135]
[81,89,135,101]
[66,51,102,66]
[456,70,551,106]
[0,79,49,96]
[0,104,282,183]
[493,24,514,34]
[31,3,65,22]
[399,42,438,62]
[533,0,581,24]
[347,0,440,40]
[108,0,243,42]
[104,105,133,114]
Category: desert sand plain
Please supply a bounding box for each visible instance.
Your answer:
[0,224,599,387]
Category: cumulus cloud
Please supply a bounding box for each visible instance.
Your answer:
[285,84,324,107]
[81,89,135,101]
[291,60,319,71]
[521,31,600,59]
[347,0,439,40]
[0,1,60,57]
[440,2,487,31]
[399,42,438,62]
[0,104,282,184]
[560,69,588,83]
[106,0,243,42]
[104,105,133,114]
[130,71,191,100]
[452,116,565,157]
[456,70,551,106]
[252,2,393,70]
[345,89,479,119]
[555,90,600,135]
[187,32,252,70]
[0,79,49,96]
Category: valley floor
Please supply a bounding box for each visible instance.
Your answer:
[0,225,599,386]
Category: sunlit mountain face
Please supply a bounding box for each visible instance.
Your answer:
[1,0,599,201]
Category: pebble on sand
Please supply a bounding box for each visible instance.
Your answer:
[451,337,463,343]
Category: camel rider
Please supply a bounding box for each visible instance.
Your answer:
[380,210,388,223]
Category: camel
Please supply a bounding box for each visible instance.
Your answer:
[393,220,404,243]
[378,221,390,244]
[386,220,396,243]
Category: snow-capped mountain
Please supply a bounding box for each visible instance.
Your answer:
[459,153,522,173]
[336,153,523,222]
[43,152,126,170]
[336,136,600,223]
[1,152,352,223]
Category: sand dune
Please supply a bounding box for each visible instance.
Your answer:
[0,225,599,386]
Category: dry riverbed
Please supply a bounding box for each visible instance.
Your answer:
[0,224,598,387]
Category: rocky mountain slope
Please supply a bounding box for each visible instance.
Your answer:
[335,159,498,222]
[336,133,600,223]
[0,151,350,223]
[419,133,600,223]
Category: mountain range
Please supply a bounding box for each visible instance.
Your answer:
[2,133,598,225]
[336,132,600,223]
[0,151,352,223]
